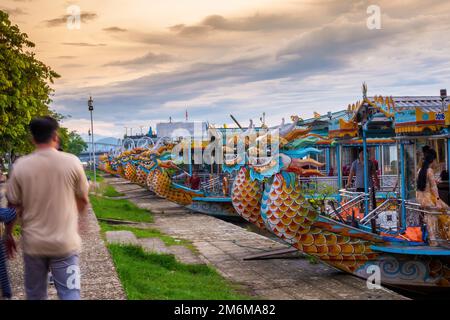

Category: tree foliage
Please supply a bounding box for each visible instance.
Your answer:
[0,10,60,155]
[59,129,88,156]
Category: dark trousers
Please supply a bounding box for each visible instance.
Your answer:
[356,188,377,211]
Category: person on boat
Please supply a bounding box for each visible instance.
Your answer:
[328,166,334,177]
[346,149,380,210]
[371,156,379,176]
[416,148,448,209]
[417,145,432,171]
[416,148,449,246]
[222,175,229,196]
[189,172,201,190]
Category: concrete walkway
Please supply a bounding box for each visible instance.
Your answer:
[106,175,406,300]
[7,209,126,300]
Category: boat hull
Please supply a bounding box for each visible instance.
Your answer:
[260,172,450,291]
[347,253,450,290]
[186,199,242,220]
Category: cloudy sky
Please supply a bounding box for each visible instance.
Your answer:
[2,0,450,138]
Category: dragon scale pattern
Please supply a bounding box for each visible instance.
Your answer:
[262,173,379,274]
[231,167,266,229]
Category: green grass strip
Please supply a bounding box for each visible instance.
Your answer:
[98,222,196,252]
[108,244,250,300]
[90,195,153,223]
[102,185,125,197]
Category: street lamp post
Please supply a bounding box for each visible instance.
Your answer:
[88,129,92,171]
[441,89,447,113]
[88,96,96,190]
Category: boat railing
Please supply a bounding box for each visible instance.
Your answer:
[200,175,222,195]
[334,190,367,212]
[322,190,367,223]
[360,197,398,225]
[326,190,401,233]
[200,174,235,197]
[172,173,215,190]
[298,176,340,191]
[404,202,450,216]
[326,189,449,239]
[172,172,235,197]
[403,203,450,246]
[298,175,398,194]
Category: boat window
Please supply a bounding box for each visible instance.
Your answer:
[436,139,447,173]
[341,147,356,176]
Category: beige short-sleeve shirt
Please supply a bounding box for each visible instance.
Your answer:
[6,148,89,257]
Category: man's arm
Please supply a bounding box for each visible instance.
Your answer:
[74,162,90,215]
[76,194,89,215]
[5,168,22,209]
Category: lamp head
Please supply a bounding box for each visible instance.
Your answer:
[327,111,332,120]
[88,96,94,111]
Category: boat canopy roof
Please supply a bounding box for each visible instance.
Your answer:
[301,94,450,141]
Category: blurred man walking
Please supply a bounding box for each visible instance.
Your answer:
[6,116,89,300]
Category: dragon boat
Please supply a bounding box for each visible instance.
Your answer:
[224,86,450,293]
[99,137,240,220]
[148,139,239,219]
